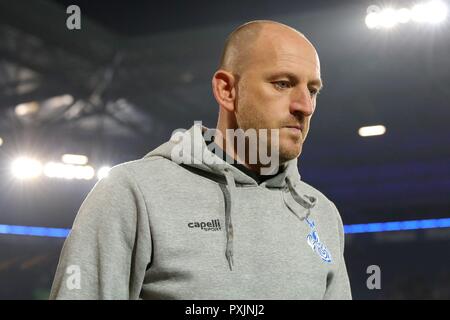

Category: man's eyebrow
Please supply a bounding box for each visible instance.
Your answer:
[268,71,323,90]
[309,78,324,91]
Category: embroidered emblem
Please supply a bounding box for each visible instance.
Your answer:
[305,218,332,263]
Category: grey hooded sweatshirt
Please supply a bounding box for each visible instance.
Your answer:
[50,123,352,300]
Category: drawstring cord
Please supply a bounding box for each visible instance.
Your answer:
[283,176,317,221]
[223,169,236,271]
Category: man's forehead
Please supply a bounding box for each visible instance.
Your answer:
[250,50,321,77]
[253,33,320,68]
[275,52,320,71]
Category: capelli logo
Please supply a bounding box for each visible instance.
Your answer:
[188,219,221,232]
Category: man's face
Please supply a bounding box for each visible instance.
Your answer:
[234,29,322,164]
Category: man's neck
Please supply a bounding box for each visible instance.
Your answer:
[211,131,262,173]
[205,132,279,183]
[206,127,282,176]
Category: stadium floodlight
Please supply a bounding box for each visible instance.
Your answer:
[11,157,43,179]
[412,0,448,23]
[14,102,39,117]
[44,162,95,180]
[97,166,111,180]
[379,8,399,28]
[78,165,95,180]
[358,125,386,137]
[366,1,448,29]
[397,8,412,23]
[44,162,65,179]
[61,154,89,165]
[365,5,382,29]
[45,94,74,109]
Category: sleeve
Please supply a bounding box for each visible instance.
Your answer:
[323,201,352,300]
[49,166,152,300]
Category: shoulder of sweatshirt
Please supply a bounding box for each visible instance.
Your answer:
[108,155,176,180]
[102,155,202,193]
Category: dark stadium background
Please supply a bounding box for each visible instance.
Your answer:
[0,0,449,299]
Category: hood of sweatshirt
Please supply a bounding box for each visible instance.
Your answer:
[145,123,318,271]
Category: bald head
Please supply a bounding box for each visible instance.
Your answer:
[219,20,316,75]
[213,20,322,166]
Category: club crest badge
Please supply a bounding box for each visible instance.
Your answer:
[305,218,332,263]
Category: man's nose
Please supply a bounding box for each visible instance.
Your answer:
[289,86,315,117]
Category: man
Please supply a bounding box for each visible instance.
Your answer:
[50,20,352,299]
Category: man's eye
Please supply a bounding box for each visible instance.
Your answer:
[273,81,291,90]
[309,88,319,96]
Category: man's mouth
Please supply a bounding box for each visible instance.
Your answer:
[284,125,303,135]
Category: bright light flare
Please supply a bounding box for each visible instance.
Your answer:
[358,125,386,137]
[44,162,95,180]
[45,94,74,109]
[61,154,88,165]
[97,166,111,180]
[412,1,448,23]
[366,1,448,29]
[15,102,39,117]
[397,8,412,23]
[11,157,43,179]
[379,8,399,28]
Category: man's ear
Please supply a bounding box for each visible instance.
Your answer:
[211,70,237,112]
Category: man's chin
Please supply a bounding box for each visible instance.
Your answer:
[278,144,302,164]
